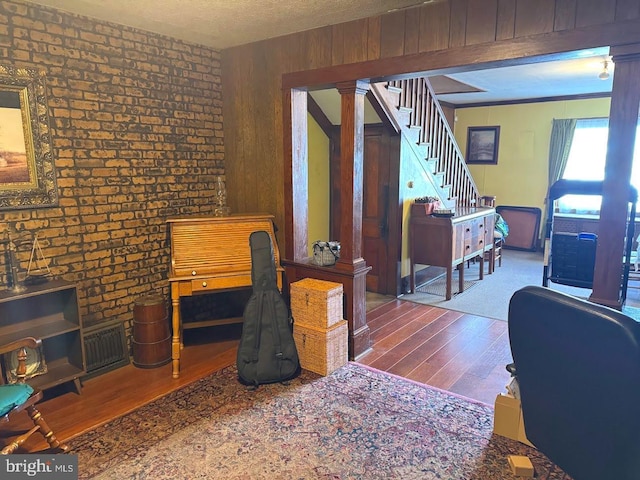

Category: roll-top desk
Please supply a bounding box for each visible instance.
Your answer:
[167,214,283,378]
[410,207,495,300]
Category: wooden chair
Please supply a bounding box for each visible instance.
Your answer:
[491,231,503,269]
[479,197,504,272]
[468,196,503,273]
[479,195,496,208]
[0,337,68,454]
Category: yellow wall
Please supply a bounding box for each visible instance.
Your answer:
[308,99,612,278]
[398,135,442,277]
[454,98,612,212]
[307,114,330,255]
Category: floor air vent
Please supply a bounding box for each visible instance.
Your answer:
[83,321,130,379]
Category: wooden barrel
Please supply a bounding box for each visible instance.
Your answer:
[132,294,171,368]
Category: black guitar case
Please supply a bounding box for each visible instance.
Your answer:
[236,230,300,385]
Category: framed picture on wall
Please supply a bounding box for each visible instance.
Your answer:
[0,64,58,210]
[466,126,500,165]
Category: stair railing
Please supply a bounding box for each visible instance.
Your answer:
[388,77,480,207]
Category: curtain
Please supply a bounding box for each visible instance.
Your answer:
[540,118,577,241]
[548,119,577,184]
[557,118,609,213]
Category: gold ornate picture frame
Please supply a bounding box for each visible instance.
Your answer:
[0,65,58,210]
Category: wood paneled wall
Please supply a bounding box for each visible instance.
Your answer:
[221,0,640,252]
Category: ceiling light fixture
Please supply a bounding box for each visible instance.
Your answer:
[598,60,610,80]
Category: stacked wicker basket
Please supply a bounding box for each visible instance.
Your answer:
[290,278,348,375]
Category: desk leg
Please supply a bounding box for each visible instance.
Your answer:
[410,230,416,294]
[458,263,465,294]
[489,246,495,274]
[410,261,416,293]
[171,285,181,379]
[446,264,453,300]
[479,255,485,280]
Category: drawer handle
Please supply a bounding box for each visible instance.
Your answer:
[479,240,483,245]
[202,281,207,287]
[191,270,197,276]
[466,228,470,232]
[479,223,484,228]
[466,245,470,250]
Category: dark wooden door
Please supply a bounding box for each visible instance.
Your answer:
[363,126,391,293]
[331,124,400,294]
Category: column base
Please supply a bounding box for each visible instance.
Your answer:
[283,259,372,359]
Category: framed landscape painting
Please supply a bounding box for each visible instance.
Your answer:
[0,65,58,210]
[466,126,500,165]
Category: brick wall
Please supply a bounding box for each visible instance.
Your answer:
[0,0,224,328]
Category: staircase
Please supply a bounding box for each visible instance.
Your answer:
[370,77,481,208]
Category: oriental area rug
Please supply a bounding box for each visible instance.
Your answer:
[69,363,571,479]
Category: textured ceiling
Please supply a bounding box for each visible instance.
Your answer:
[26,0,431,49]
[437,50,612,106]
[25,1,612,106]
[311,49,613,123]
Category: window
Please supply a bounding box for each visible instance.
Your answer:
[559,117,640,213]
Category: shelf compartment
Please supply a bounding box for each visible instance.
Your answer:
[0,283,79,320]
[0,314,80,346]
[0,280,85,393]
[29,330,85,391]
[28,359,85,391]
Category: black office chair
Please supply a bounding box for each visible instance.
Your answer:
[508,286,640,480]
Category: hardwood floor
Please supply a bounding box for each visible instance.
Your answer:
[5,300,511,454]
[358,299,512,405]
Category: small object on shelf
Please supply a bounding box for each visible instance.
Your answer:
[26,234,52,284]
[4,231,26,293]
[3,344,47,383]
[23,273,51,286]
[213,175,231,217]
[412,196,442,215]
[311,241,340,266]
[432,209,455,217]
[414,195,439,204]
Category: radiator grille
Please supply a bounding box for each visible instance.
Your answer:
[83,321,130,379]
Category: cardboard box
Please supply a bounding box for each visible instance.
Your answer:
[493,394,521,440]
[493,394,534,448]
[517,406,534,448]
[508,455,534,477]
